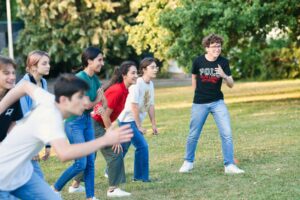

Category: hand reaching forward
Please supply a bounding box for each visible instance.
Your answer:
[103,125,133,147]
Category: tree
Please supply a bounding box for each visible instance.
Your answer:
[16,0,138,76]
[126,0,300,79]
[0,0,19,21]
[126,0,180,62]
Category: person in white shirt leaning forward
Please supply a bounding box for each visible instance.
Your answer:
[0,74,133,200]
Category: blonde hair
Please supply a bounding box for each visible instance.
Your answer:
[26,50,49,73]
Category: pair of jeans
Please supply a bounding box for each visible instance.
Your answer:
[119,121,149,181]
[0,172,61,200]
[0,161,44,200]
[185,100,234,166]
[31,160,44,179]
[54,113,95,198]
[0,192,18,200]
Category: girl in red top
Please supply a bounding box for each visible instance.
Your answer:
[92,61,138,198]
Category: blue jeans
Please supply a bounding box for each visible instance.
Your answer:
[31,160,44,179]
[185,100,234,166]
[119,121,149,181]
[0,192,18,200]
[0,161,44,200]
[0,172,61,200]
[54,113,95,198]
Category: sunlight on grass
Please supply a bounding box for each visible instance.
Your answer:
[156,79,300,110]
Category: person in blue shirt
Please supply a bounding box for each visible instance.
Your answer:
[19,50,52,179]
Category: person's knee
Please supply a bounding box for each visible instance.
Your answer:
[136,142,148,152]
[109,153,124,167]
[187,132,199,142]
[221,132,232,142]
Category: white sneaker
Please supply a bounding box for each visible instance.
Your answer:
[107,188,131,197]
[92,197,99,200]
[68,185,85,193]
[179,161,194,173]
[225,164,245,174]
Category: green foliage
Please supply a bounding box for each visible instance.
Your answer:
[0,0,19,21]
[126,0,180,61]
[229,39,300,80]
[15,0,138,75]
[262,41,300,79]
[127,0,300,79]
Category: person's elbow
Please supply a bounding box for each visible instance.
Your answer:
[228,82,234,88]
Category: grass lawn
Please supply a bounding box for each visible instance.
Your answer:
[41,79,300,200]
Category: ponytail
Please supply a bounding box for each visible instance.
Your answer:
[103,61,137,91]
[103,66,121,91]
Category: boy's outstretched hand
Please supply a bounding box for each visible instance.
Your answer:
[104,125,133,146]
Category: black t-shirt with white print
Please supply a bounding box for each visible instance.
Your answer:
[0,96,23,142]
[192,55,231,104]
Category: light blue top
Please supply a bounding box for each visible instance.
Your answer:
[19,73,48,116]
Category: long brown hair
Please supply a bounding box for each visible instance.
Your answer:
[103,61,137,91]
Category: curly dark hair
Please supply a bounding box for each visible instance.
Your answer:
[202,34,223,48]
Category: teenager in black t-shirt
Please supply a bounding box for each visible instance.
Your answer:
[179,34,244,174]
[0,56,23,142]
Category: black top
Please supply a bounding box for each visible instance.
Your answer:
[191,55,231,104]
[0,98,23,142]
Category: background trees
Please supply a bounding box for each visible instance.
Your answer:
[15,0,139,76]
[2,0,299,79]
[127,0,300,79]
[0,0,18,21]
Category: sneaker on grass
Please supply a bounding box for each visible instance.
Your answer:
[179,161,194,173]
[107,188,131,197]
[224,164,245,174]
[68,185,85,193]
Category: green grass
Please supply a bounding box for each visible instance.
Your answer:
[41,79,300,200]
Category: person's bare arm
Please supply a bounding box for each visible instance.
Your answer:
[223,76,234,88]
[215,64,234,88]
[0,81,37,115]
[85,88,106,110]
[191,74,197,91]
[148,105,158,135]
[51,125,133,162]
[102,107,113,129]
[131,103,143,131]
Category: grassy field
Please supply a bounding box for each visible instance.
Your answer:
[41,79,300,200]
